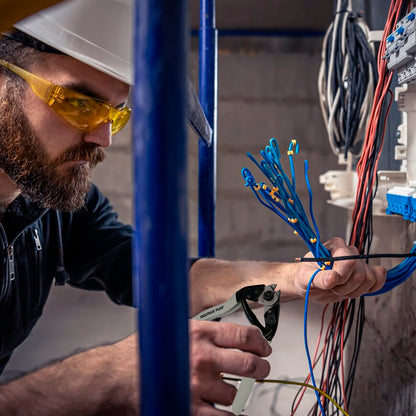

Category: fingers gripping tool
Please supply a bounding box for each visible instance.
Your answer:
[193,284,280,415]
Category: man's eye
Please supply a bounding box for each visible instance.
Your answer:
[68,98,90,109]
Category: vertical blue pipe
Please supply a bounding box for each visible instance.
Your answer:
[133,1,190,415]
[198,0,217,257]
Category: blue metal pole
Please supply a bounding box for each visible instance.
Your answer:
[198,0,217,257]
[133,1,190,415]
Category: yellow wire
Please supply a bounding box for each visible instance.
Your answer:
[222,376,350,416]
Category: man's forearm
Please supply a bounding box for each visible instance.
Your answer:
[0,335,139,416]
[189,258,299,316]
[189,238,387,315]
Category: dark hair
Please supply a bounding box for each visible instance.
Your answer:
[3,30,63,55]
[0,35,43,66]
[0,31,53,89]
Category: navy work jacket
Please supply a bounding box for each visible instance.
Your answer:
[0,184,133,373]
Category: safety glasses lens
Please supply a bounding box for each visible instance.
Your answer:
[50,88,130,135]
[110,108,131,135]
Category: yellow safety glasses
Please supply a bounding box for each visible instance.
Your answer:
[0,59,131,135]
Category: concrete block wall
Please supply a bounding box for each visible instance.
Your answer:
[189,36,347,263]
[349,217,416,416]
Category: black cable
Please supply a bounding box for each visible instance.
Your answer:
[345,297,365,403]
[296,251,416,262]
[297,4,411,414]
[341,4,410,415]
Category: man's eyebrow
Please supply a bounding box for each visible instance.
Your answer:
[64,82,127,108]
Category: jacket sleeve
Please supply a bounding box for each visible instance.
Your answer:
[61,184,134,306]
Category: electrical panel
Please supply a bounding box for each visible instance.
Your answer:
[320,6,416,223]
[385,9,416,84]
[384,10,416,221]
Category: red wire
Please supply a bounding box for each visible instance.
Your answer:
[345,1,403,410]
[340,300,349,411]
[291,305,330,415]
[302,3,405,415]
[351,0,402,248]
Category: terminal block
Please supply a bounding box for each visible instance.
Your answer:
[385,9,416,84]
[386,186,416,221]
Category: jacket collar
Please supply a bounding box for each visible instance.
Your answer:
[2,194,48,242]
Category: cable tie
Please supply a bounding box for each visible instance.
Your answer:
[288,218,298,224]
[296,252,416,262]
[310,237,317,243]
[287,150,294,155]
[253,183,260,191]
[288,198,294,204]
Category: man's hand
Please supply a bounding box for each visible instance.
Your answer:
[189,237,387,313]
[292,237,387,303]
[189,320,271,416]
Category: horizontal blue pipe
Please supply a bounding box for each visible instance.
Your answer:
[133,0,190,415]
[192,29,326,37]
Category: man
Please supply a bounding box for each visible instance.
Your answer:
[0,1,386,415]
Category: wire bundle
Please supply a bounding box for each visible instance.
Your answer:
[365,242,416,296]
[318,0,377,159]
[241,138,331,265]
[242,138,335,414]
[242,134,416,414]
[314,1,411,415]
[326,1,411,414]
[351,0,410,253]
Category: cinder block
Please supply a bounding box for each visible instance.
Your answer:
[99,194,133,226]
[92,148,132,195]
[217,101,327,152]
[218,52,321,101]
[216,196,300,243]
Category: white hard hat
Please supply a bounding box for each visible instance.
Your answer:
[12,0,213,143]
[14,0,133,85]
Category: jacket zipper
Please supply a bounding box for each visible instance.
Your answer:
[33,228,42,251]
[0,217,46,304]
[7,245,15,282]
[32,227,43,311]
[0,224,10,303]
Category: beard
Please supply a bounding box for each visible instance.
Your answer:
[0,87,106,211]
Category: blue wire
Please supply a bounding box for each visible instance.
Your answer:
[242,139,332,416]
[288,139,299,189]
[243,138,416,416]
[364,243,416,296]
[304,268,326,416]
[304,160,331,263]
[242,141,330,255]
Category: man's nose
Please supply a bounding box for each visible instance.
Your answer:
[82,122,112,148]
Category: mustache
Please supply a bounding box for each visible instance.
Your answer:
[54,143,106,167]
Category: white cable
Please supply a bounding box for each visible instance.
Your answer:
[317,0,376,158]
